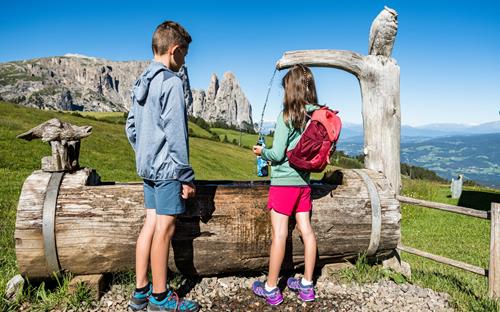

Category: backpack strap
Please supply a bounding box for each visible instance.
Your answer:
[311,107,342,142]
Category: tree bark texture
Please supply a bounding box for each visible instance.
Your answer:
[15,168,400,279]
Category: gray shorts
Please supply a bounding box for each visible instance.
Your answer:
[143,179,185,215]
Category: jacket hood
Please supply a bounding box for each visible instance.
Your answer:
[132,61,169,105]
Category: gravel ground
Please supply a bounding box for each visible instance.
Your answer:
[77,273,453,312]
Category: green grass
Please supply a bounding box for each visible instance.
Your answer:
[74,111,215,140]
[400,178,500,311]
[188,122,214,140]
[75,111,128,124]
[340,254,407,285]
[211,128,274,149]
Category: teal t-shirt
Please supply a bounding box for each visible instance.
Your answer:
[261,106,318,186]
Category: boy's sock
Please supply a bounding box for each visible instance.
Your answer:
[135,282,151,294]
[301,278,313,286]
[152,291,168,302]
[264,282,277,292]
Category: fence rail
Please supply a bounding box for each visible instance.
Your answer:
[397,195,488,219]
[398,197,499,299]
[397,245,486,276]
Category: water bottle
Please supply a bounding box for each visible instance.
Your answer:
[256,135,269,177]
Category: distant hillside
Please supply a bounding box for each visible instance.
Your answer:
[337,121,500,139]
[338,132,500,188]
[423,121,500,135]
[401,133,500,188]
[272,121,499,142]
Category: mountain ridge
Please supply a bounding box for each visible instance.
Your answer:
[0,55,253,127]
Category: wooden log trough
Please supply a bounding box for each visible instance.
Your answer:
[15,167,400,279]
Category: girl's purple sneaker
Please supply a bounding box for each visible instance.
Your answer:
[287,277,315,302]
[252,281,284,305]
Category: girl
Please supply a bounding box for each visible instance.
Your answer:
[252,64,319,305]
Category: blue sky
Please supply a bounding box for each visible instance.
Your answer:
[1,0,499,126]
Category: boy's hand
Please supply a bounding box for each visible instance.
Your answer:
[181,183,196,199]
[252,145,262,156]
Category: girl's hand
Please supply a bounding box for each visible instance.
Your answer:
[252,145,263,156]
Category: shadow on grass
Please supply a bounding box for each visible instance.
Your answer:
[412,269,499,311]
[458,190,500,211]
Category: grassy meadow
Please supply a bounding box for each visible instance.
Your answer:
[211,127,274,149]
[400,179,500,311]
[1,101,499,311]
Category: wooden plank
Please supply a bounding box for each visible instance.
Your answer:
[397,195,488,219]
[398,244,486,276]
[489,203,500,299]
[276,50,364,76]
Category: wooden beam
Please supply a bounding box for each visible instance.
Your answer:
[397,195,489,219]
[397,245,486,276]
[489,203,500,299]
[276,50,365,77]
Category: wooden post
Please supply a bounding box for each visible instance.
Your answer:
[451,174,463,199]
[276,7,401,193]
[489,203,500,299]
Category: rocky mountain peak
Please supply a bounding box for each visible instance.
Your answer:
[191,71,253,128]
[0,55,253,127]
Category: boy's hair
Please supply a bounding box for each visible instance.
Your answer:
[152,21,192,56]
[282,64,318,129]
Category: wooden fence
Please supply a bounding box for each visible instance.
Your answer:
[396,196,500,299]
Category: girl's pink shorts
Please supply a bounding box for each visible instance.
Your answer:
[267,186,312,216]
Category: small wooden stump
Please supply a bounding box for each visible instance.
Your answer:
[68,274,105,301]
[382,253,411,278]
[320,262,354,278]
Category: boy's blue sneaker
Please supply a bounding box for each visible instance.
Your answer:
[147,291,200,312]
[252,281,284,305]
[128,283,153,311]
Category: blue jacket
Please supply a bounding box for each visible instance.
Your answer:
[125,61,194,183]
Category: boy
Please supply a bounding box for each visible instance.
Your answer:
[125,21,199,312]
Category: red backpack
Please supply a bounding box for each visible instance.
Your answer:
[286,106,342,172]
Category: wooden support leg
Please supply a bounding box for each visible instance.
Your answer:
[68,274,106,301]
[489,203,500,299]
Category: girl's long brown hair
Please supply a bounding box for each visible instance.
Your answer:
[282,64,318,129]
